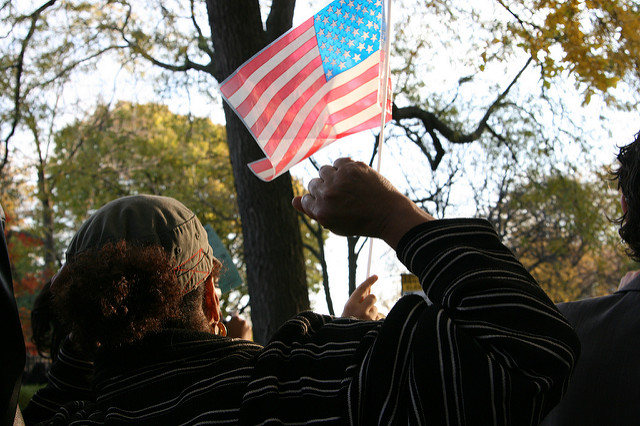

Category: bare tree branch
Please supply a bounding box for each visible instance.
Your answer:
[2,0,57,175]
[393,56,534,170]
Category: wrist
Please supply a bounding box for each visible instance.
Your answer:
[380,196,434,249]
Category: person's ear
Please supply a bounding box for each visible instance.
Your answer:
[621,193,629,215]
[203,274,221,324]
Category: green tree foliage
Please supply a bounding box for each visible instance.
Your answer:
[500,0,640,104]
[50,101,326,313]
[488,169,637,302]
[51,101,242,308]
[3,0,639,340]
[52,101,238,245]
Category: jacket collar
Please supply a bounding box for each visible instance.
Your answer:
[616,273,640,294]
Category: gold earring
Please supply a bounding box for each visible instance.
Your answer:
[214,321,227,337]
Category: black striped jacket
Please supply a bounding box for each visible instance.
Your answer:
[27,219,579,425]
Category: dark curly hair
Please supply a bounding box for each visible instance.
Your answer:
[53,240,220,353]
[612,131,640,261]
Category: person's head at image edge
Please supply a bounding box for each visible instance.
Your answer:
[613,130,640,262]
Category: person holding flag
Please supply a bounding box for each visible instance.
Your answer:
[23,0,578,423]
[24,157,577,425]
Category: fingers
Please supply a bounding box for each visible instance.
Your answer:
[291,158,351,214]
[292,196,304,212]
[307,177,323,198]
[318,164,336,181]
[341,275,381,320]
[333,157,354,169]
[352,275,378,299]
[361,292,377,307]
[292,193,315,214]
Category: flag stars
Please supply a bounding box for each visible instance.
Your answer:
[315,0,383,81]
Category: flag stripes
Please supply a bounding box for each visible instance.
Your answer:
[220,0,391,181]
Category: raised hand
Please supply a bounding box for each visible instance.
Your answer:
[341,275,384,320]
[292,158,433,249]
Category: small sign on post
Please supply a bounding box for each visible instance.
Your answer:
[401,273,424,296]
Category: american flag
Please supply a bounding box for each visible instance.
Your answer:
[220,0,392,182]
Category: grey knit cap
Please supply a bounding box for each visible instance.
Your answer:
[65,194,215,294]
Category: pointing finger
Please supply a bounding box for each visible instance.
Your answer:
[353,275,378,299]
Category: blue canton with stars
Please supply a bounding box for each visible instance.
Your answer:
[314,0,384,81]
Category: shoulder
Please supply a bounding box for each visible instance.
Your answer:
[556,290,639,330]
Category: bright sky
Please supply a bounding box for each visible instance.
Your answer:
[12,0,639,316]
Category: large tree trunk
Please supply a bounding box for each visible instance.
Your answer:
[207,0,309,344]
[37,175,56,275]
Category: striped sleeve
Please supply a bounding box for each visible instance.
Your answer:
[349,218,580,426]
[23,338,94,425]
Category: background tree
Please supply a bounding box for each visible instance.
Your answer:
[484,169,637,302]
[51,101,328,314]
[2,0,639,342]
[51,101,287,318]
[52,101,238,245]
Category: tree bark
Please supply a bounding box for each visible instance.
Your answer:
[347,236,359,296]
[37,167,56,275]
[206,0,309,344]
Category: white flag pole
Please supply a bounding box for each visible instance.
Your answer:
[366,0,393,279]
